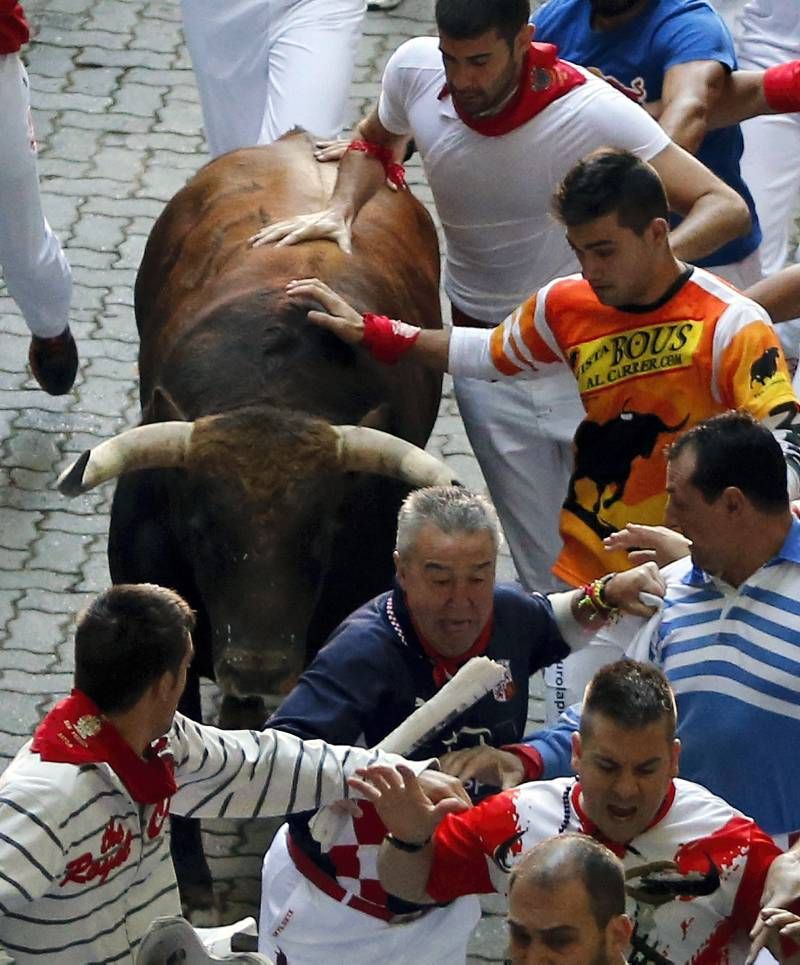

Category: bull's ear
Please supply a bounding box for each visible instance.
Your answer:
[145,386,188,424]
[358,403,391,432]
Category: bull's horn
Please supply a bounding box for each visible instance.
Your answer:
[57,422,194,496]
[333,425,458,488]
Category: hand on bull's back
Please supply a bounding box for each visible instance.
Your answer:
[286,278,365,344]
[249,207,353,253]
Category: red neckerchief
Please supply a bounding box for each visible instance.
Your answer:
[0,3,29,55]
[571,780,677,858]
[412,613,494,687]
[31,689,177,804]
[438,42,586,137]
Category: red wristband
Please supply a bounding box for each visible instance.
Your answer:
[763,61,800,113]
[347,139,407,189]
[501,744,544,782]
[362,313,421,364]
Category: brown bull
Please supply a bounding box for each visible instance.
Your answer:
[60,128,448,701]
[58,130,449,905]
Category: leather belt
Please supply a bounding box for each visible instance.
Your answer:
[286,832,425,925]
[450,304,496,329]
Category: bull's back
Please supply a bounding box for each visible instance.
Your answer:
[135,132,441,355]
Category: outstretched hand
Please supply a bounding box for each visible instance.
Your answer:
[604,523,691,567]
[748,848,800,963]
[285,277,365,344]
[348,764,470,844]
[250,208,353,253]
[439,745,526,790]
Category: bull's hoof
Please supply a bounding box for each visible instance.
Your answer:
[219,695,267,730]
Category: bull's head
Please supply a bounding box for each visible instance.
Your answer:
[58,406,458,697]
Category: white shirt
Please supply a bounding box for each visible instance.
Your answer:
[378,36,671,322]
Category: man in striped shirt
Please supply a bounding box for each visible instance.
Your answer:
[524,412,800,960]
[0,584,454,964]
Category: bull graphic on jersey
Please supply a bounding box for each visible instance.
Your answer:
[492,828,526,873]
[564,407,689,538]
[750,346,781,386]
[625,858,721,907]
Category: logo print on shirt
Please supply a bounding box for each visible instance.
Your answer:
[570,320,702,394]
[492,660,515,702]
[749,347,789,394]
[565,408,688,537]
[61,818,133,885]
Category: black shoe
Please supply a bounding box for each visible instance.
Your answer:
[28,326,78,395]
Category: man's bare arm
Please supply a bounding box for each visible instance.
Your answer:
[250,109,410,253]
[658,60,727,154]
[649,141,751,263]
[285,278,453,370]
[746,266,800,326]
[348,764,468,904]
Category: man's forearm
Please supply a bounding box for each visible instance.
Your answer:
[669,189,751,263]
[746,266,800,325]
[408,329,453,372]
[658,96,713,155]
[377,838,436,905]
[329,119,406,225]
[328,147,388,228]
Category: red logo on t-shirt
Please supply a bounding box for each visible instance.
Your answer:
[61,818,133,885]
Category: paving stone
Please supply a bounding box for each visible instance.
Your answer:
[32,87,113,113]
[83,194,164,218]
[0,567,76,593]
[4,609,71,654]
[0,509,44,551]
[114,81,166,117]
[19,588,95,616]
[67,64,124,97]
[1,669,74,694]
[0,692,45,739]
[90,144,148,181]
[28,530,92,574]
[25,42,76,77]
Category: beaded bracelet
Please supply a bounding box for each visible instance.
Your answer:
[576,572,620,625]
[347,139,407,189]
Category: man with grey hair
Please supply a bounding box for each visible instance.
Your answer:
[257,486,663,965]
[507,834,631,964]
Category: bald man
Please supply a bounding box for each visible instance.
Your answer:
[507,834,632,964]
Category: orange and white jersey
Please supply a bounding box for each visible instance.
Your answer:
[448,267,798,585]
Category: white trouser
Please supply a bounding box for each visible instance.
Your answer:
[740,113,800,276]
[181,0,366,157]
[259,825,481,965]
[452,374,583,595]
[0,54,71,338]
[709,248,764,290]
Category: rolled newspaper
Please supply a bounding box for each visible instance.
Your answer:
[310,655,507,850]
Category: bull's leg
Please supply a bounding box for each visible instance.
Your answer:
[171,668,216,913]
[109,472,215,913]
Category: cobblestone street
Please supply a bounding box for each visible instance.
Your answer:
[3,0,785,959]
[0,0,520,959]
